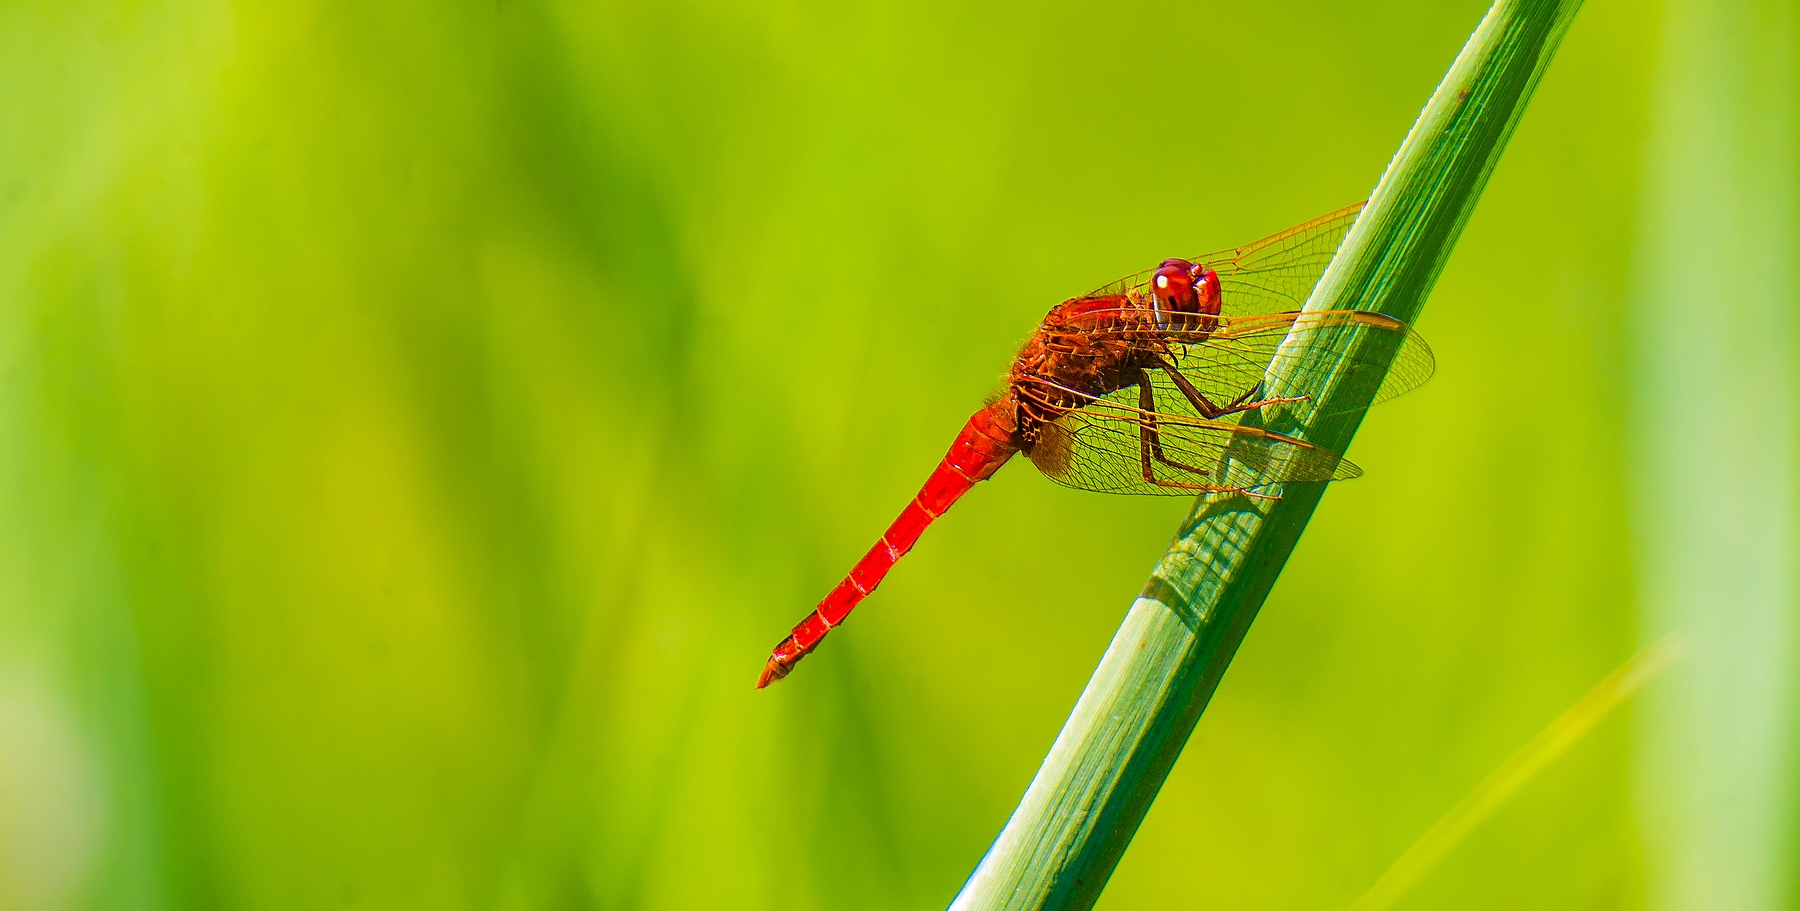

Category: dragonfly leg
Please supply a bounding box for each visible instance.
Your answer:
[1137,370,1252,495]
[1225,382,1266,410]
[1161,362,1307,418]
[1137,381,1159,483]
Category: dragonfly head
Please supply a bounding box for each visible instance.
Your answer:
[1151,259,1222,330]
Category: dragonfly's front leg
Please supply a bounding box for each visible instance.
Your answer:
[1161,362,1306,419]
[1225,383,1266,410]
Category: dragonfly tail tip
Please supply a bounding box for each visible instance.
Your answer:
[755,658,787,690]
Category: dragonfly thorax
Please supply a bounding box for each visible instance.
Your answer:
[1007,296,1164,451]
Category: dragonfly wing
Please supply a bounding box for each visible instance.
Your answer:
[1063,310,1434,421]
[1163,310,1434,415]
[1023,393,1360,497]
[1085,202,1365,316]
[1198,202,1365,316]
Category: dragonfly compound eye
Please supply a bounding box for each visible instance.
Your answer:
[1153,258,1200,315]
[1189,266,1224,318]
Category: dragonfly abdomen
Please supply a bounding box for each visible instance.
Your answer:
[756,403,1019,687]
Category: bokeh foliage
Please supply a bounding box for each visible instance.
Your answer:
[0,1,1680,909]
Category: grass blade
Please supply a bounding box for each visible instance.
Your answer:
[949,2,1584,908]
[1351,635,1687,911]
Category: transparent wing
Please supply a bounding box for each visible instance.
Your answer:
[1158,310,1434,416]
[1021,390,1360,497]
[1088,202,1365,316]
[1040,308,1433,420]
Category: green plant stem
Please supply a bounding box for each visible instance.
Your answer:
[947,2,1584,909]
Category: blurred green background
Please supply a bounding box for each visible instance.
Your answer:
[1,0,1795,909]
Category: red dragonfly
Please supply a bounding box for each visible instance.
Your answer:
[757,202,1433,688]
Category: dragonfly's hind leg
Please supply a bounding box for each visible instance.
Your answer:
[1136,370,1256,495]
[1161,362,1306,419]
